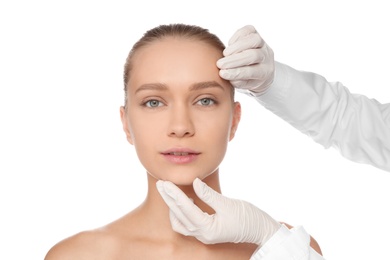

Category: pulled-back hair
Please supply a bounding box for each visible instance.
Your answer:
[123,24,227,105]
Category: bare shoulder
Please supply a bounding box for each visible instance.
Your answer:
[44,229,120,260]
[44,212,143,260]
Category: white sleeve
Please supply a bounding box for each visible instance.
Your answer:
[250,225,325,260]
[245,61,390,172]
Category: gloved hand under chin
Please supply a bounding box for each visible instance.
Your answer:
[156,178,281,246]
[217,25,275,95]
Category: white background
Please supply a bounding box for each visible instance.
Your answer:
[1,0,389,259]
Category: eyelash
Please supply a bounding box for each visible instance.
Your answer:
[196,97,217,106]
[143,99,164,108]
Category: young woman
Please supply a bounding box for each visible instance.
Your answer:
[45,23,322,260]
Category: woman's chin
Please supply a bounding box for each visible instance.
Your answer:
[148,169,216,186]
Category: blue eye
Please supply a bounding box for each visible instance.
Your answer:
[145,100,162,108]
[197,98,215,106]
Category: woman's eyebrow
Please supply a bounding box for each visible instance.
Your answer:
[135,83,168,94]
[190,81,225,92]
[135,81,224,94]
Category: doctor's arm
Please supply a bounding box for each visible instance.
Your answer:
[218,25,390,172]
[257,62,390,172]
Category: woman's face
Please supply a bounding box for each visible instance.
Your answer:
[120,37,241,185]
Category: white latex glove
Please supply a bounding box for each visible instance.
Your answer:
[217,25,275,94]
[156,178,281,246]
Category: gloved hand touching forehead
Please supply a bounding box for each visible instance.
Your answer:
[217,25,275,94]
[156,178,281,246]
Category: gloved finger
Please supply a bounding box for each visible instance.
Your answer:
[156,181,197,231]
[217,48,264,70]
[193,178,227,212]
[220,63,267,81]
[229,79,267,90]
[159,181,212,228]
[170,210,217,245]
[224,33,264,57]
[169,210,194,236]
[228,25,257,46]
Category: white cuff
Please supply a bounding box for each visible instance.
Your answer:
[250,224,312,260]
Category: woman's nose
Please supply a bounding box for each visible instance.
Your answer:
[167,106,195,138]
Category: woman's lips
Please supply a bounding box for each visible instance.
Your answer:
[161,149,200,164]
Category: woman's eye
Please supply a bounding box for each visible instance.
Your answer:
[145,100,162,108]
[197,98,215,106]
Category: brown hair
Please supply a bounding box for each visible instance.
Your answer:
[123,23,228,106]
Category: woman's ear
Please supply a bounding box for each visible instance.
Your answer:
[120,106,134,145]
[229,102,241,141]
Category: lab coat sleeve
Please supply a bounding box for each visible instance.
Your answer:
[247,61,390,172]
[250,225,325,260]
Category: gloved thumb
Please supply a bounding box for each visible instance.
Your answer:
[193,178,224,211]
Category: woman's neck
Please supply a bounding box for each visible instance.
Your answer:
[148,172,221,209]
[136,172,221,241]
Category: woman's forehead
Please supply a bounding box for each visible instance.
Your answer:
[129,38,225,86]
[134,37,223,62]
[128,37,231,96]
